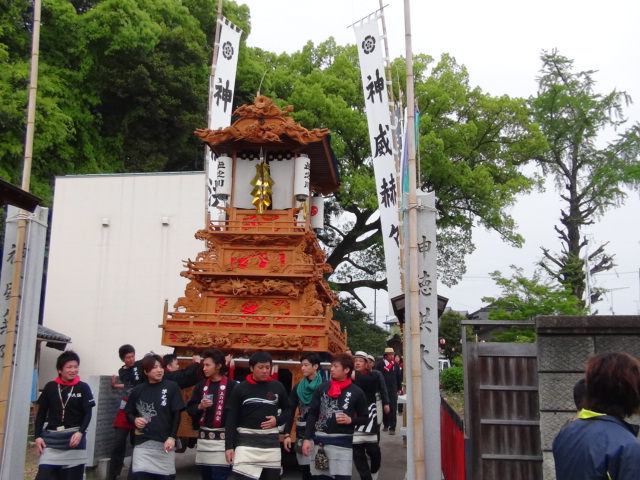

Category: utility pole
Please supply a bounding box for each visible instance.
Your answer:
[584,239,592,313]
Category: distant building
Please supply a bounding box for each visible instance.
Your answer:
[466,305,508,341]
[40,172,203,381]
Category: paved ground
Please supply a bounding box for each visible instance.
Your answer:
[112,414,408,479]
[172,427,407,479]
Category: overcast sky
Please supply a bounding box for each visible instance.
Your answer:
[238,0,640,317]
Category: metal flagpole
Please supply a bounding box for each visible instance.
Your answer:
[203,0,224,226]
[0,0,42,463]
[404,0,427,478]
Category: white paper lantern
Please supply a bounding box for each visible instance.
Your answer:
[310,195,324,230]
[294,154,311,201]
[215,154,232,199]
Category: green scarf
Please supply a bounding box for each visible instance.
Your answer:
[297,373,322,405]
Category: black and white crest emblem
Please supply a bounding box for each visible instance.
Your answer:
[222,41,234,60]
[362,35,376,55]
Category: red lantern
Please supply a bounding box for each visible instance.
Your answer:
[439,338,446,345]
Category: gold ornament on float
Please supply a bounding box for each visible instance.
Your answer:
[250,151,275,213]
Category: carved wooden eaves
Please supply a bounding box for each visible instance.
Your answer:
[195,95,330,147]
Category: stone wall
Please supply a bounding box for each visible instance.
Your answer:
[536,315,640,479]
[85,375,125,466]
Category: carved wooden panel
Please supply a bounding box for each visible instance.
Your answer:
[162,96,346,356]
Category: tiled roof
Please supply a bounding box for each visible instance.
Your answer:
[37,325,70,342]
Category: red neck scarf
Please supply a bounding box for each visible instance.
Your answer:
[201,376,228,428]
[384,359,395,372]
[55,376,80,386]
[246,373,277,384]
[327,378,351,398]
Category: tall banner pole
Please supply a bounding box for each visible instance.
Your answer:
[204,0,224,226]
[378,0,406,333]
[403,0,428,478]
[0,0,41,461]
[204,2,242,227]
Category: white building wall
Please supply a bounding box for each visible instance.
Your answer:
[41,172,205,381]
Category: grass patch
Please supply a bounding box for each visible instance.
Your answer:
[441,389,464,419]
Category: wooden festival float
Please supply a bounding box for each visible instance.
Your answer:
[160,96,347,399]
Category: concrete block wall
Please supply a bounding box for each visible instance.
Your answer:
[536,315,640,480]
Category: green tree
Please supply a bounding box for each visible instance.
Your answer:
[490,327,536,343]
[483,266,587,320]
[402,54,549,283]
[530,50,640,304]
[440,366,464,392]
[482,266,587,342]
[1,0,93,203]
[248,45,547,303]
[2,2,548,310]
[439,309,471,361]
[1,0,227,202]
[79,0,211,172]
[333,297,388,357]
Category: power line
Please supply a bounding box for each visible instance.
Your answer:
[453,270,639,281]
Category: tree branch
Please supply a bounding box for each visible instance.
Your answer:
[343,257,378,276]
[333,278,388,308]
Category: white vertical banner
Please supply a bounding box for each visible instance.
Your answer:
[354,14,402,300]
[1,206,48,480]
[207,16,243,216]
[0,206,20,361]
[416,191,440,480]
[209,16,242,130]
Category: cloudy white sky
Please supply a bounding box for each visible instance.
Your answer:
[239,0,640,317]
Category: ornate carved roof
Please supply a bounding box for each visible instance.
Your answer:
[194,95,340,194]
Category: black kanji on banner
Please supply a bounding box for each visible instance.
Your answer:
[388,224,400,247]
[380,174,397,208]
[366,68,385,104]
[374,124,392,157]
[214,78,233,112]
